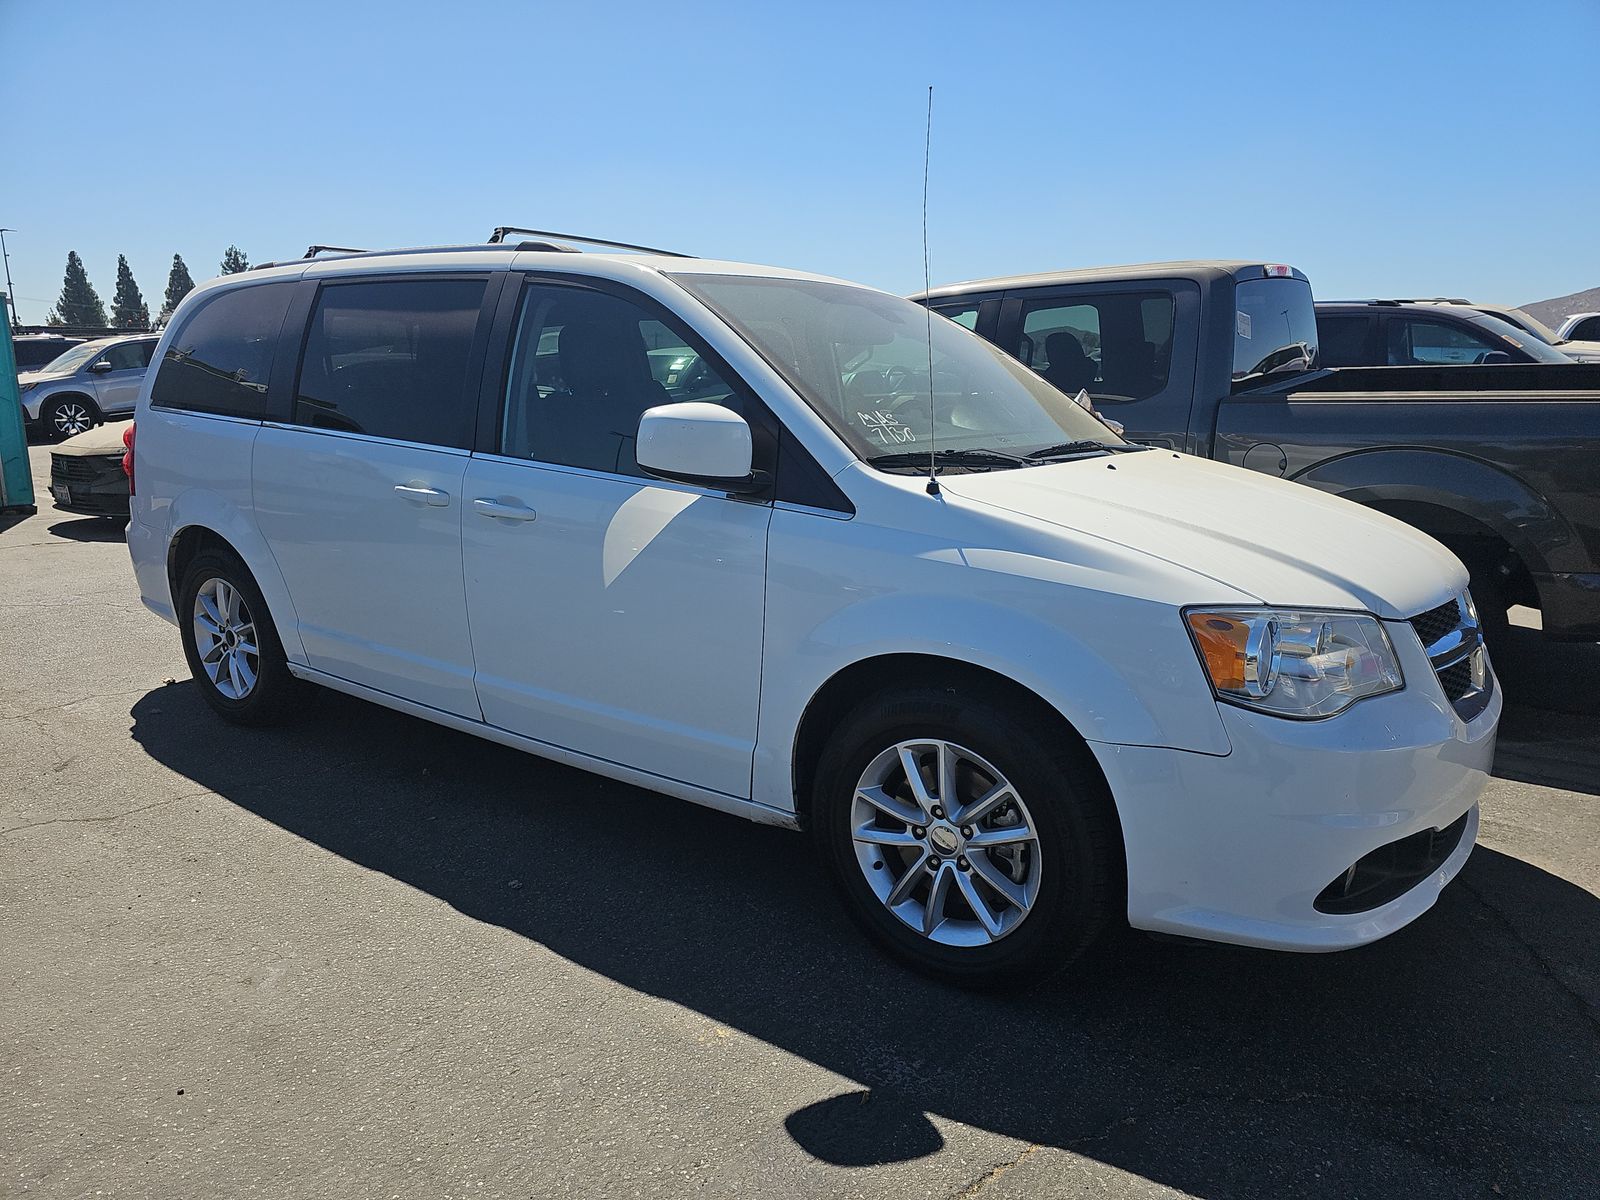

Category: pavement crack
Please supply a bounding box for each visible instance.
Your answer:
[1,795,189,836]
[1460,876,1600,1036]
[950,1142,1040,1197]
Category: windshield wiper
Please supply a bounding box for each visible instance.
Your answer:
[1025,439,1146,460]
[866,447,1031,471]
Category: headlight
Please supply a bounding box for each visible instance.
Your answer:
[1185,608,1403,718]
[19,381,37,393]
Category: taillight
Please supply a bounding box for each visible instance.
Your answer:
[122,423,136,495]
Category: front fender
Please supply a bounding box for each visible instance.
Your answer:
[1292,447,1566,578]
[752,515,1233,814]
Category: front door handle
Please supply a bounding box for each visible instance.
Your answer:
[473,497,538,523]
[394,483,450,507]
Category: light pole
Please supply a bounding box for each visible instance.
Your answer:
[0,229,17,331]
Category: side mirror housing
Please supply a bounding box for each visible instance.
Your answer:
[636,403,759,493]
[88,360,113,373]
[1478,351,1514,366]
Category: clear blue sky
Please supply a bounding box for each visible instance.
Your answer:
[2,0,1596,325]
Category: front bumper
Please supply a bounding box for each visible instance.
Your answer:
[1090,621,1499,952]
[49,453,130,518]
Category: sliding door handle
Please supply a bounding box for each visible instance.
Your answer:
[394,483,450,507]
[473,497,538,523]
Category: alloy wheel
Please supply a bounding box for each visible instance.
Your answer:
[851,739,1042,947]
[50,401,93,437]
[192,577,259,700]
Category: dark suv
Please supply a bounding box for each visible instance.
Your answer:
[1315,300,1576,368]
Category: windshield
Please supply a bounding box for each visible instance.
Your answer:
[670,274,1118,466]
[37,342,102,375]
[1485,307,1560,344]
[1233,277,1319,384]
[1469,314,1573,363]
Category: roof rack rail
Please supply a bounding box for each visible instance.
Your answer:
[304,245,368,259]
[487,227,694,258]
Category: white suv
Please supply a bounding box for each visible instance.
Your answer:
[126,237,1499,985]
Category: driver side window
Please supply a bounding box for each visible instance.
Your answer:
[1388,319,1504,365]
[499,284,741,477]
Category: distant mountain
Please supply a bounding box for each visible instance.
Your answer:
[1520,287,1600,330]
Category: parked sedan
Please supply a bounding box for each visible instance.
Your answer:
[49,418,131,521]
[18,333,160,439]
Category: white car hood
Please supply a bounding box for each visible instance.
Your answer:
[1556,338,1600,362]
[940,450,1465,619]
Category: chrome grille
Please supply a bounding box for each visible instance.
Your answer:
[1408,592,1490,721]
[1409,599,1461,650]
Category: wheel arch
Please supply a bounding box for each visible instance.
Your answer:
[1290,447,1563,588]
[161,504,305,663]
[791,654,1115,826]
[35,389,103,427]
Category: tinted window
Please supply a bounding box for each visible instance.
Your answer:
[294,279,486,448]
[933,305,978,330]
[153,283,294,418]
[1566,315,1600,341]
[1017,292,1173,403]
[1389,318,1504,365]
[500,284,740,475]
[98,341,149,371]
[14,339,83,369]
[1316,314,1372,367]
[1233,277,1319,382]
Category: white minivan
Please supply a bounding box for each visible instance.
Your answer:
[126,237,1499,985]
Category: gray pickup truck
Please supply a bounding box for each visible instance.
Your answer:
[918,261,1600,641]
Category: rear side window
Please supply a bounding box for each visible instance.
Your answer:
[153,283,294,419]
[293,278,486,449]
[1315,315,1372,367]
[1569,315,1600,341]
[14,340,83,369]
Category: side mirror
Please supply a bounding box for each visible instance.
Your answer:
[88,360,113,373]
[636,403,760,493]
[1479,351,1514,366]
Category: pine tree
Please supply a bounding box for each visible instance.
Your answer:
[50,251,108,327]
[160,254,196,323]
[110,255,151,329]
[220,245,250,275]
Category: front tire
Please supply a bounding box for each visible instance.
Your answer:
[177,550,303,725]
[39,395,99,441]
[813,682,1121,988]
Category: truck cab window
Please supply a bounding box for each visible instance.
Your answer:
[1017,293,1174,403]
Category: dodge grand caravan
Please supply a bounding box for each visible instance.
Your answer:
[126,236,1499,985]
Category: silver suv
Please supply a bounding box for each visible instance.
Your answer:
[18,334,161,439]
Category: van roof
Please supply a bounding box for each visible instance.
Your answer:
[191,243,866,297]
[916,260,1307,301]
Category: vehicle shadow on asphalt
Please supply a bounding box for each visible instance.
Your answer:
[45,517,127,543]
[128,678,1600,1198]
[1488,625,1600,797]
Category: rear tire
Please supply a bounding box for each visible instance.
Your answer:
[812,681,1121,989]
[177,550,303,725]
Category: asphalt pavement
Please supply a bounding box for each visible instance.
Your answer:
[3,440,1596,1198]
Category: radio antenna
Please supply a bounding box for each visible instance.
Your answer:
[921,85,939,496]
